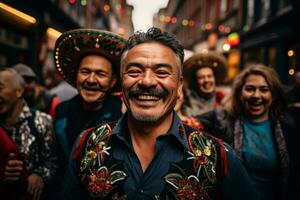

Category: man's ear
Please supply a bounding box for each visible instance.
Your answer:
[177,78,184,98]
[15,87,24,99]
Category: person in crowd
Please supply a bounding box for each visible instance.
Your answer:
[0,67,58,200]
[12,63,60,119]
[60,27,257,200]
[51,29,125,196]
[48,69,78,102]
[174,90,203,130]
[181,52,228,117]
[197,64,299,200]
[0,127,29,200]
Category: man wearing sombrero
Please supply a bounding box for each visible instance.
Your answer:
[181,52,228,117]
[52,29,126,196]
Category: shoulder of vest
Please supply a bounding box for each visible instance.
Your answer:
[71,122,116,162]
[183,123,224,147]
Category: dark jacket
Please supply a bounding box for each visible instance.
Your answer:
[51,94,122,200]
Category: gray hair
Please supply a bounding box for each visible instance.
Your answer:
[0,67,25,88]
[120,27,184,78]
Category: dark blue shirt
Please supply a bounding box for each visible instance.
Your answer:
[111,113,188,199]
[61,112,257,200]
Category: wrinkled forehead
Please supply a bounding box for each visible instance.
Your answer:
[121,42,182,74]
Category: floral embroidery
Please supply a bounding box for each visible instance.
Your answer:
[86,166,127,197]
[187,131,217,183]
[165,173,209,200]
[80,124,112,172]
[79,124,127,198]
[164,131,218,200]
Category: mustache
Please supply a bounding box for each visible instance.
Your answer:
[128,87,168,99]
[82,82,109,92]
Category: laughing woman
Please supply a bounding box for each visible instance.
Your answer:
[196,64,299,200]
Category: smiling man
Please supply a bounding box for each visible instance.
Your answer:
[61,27,257,200]
[181,52,228,117]
[0,68,57,200]
[51,29,126,199]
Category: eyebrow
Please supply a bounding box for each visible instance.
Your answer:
[244,84,269,88]
[125,62,173,71]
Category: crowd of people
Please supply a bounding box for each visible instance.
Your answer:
[0,27,299,200]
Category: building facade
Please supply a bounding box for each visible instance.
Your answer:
[0,0,133,81]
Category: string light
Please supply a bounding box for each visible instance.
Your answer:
[81,0,87,6]
[171,17,177,24]
[188,20,195,27]
[288,50,294,57]
[223,43,230,51]
[289,68,295,75]
[159,15,165,22]
[164,16,171,23]
[205,23,212,30]
[69,0,76,4]
[182,19,188,26]
[218,25,225,32]
[103,4,110,12]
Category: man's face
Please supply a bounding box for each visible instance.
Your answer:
[23,77,37,102]
[121,42,183,123]
[196,67,216,94]
[241,74,273,122]
[76,55,116,106]
[0,71,23,117]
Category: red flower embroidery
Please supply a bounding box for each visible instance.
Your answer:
[87,167,112,197]
[177,178,209,200]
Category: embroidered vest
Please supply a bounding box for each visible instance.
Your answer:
[74,123,227,200]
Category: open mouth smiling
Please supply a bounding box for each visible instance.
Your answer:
[135,94,160,101]
[248,99,264,107]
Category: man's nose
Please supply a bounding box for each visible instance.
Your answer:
[87,73,96,82]
[138,71,157,88]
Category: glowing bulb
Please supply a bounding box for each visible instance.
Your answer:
[289,68,295,75]
[288,50,294,57]
[223,43,230,51]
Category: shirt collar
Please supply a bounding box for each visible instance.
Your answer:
[111,111,189,150]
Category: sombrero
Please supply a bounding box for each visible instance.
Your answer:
[183,51,228,89]
[54,29,126,89]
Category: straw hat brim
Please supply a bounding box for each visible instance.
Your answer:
[54,29,126,91]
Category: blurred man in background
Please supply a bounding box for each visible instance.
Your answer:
[0,67,57,200]
[13,63,60,119]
